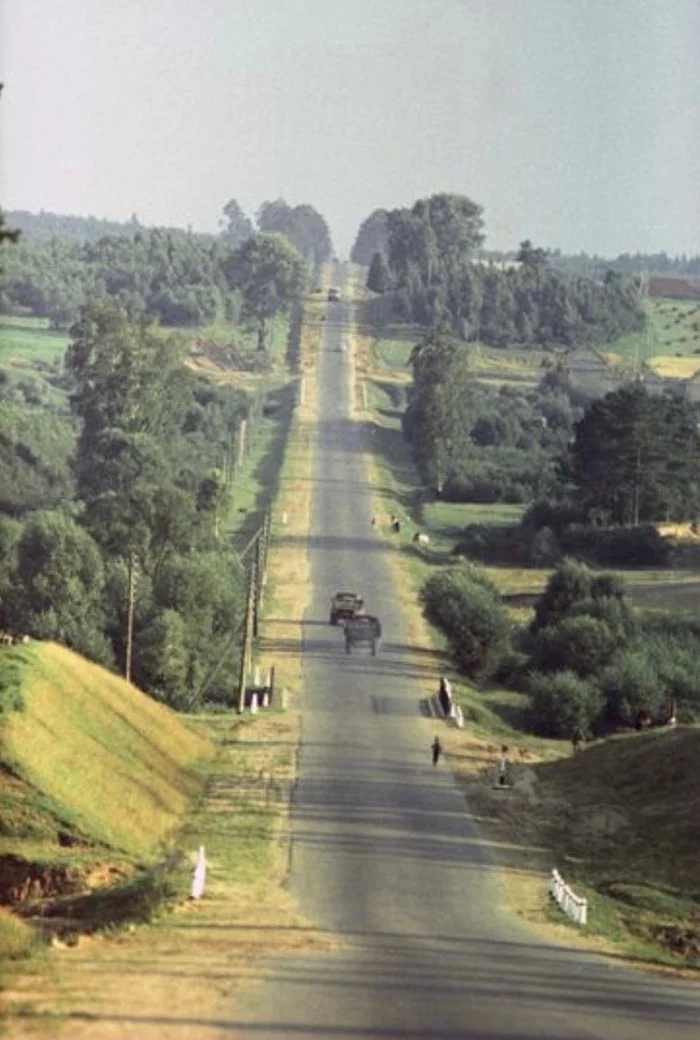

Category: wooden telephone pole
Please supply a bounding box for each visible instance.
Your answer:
[125,554,137,683]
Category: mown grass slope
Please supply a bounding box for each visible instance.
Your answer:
[0,641,211,863]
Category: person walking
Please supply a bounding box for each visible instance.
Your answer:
[431,736,443,766]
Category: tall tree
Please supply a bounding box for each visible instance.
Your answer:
[366,251,392,293]
[404,329,476,493]
[569,385,700,524]
[219,199,253,246]
[224,232,307,350]
[6,510,111,662]
[257,199,332,266]
[350,209,388,266]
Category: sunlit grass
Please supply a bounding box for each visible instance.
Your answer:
[0,642,211,861]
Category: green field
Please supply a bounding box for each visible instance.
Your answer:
[0,316,70,364]
[172,314,290,362]
[607,297,700,363]
[370,323,550,389]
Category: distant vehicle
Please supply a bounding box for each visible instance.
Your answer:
[329,592,364,626]
[327,287,342,302]
[337,341,346,352]
[344,614,382,656]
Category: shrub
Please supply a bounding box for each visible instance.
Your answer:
[598,650,665,727]
[527,670,604,738]
[559,523,670,566]
[531,558,594,632]
[531,615,617,677]
[568,594,636,641]
[0,648,26,715]
[421,565,511,678]
[528,525,561,566]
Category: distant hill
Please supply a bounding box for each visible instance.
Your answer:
[5,209,207,243]
[0,640,211,879]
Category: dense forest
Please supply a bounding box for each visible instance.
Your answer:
[360,194,647,349]
[0,298,261,707]
[0,197,329,706]
[1,199,332,331]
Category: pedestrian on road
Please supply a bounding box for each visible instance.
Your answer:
[431,736,442,766]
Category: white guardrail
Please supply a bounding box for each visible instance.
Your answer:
[550,868,587,925]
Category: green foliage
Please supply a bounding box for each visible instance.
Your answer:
[137,609,190,709]
[0,296,253,706]
[531,615,617,677]
[257,199,333,266]
[224,232,307,350]
[421,564,511,677]
[404,364,578,505]
[526,669,604,739]
[402,328,477,492]
[0,404,76,516]
[367,251,392,293]
[5,511,111,663]
[0,908,36,973]
[2,227,238,328]
[531,557,599,632]
[570,385,700,525]
[351,208,389,266]
[380,200,645,347]
[0,649,26,715]
[219,199,254,246]
[598,650,666,727]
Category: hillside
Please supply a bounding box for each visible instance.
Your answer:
[462,725,700,964]
[0,641,211,891]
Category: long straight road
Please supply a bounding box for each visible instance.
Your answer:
[232,275,700,1039]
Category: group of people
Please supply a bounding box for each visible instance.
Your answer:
[370,515,402,533]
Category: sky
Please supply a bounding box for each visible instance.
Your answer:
[1,0,699,258]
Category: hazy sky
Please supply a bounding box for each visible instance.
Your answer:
[1,0,699,258]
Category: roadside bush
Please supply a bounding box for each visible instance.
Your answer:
[567,594,636,641]
[527,670,604,738]
[421,565,511,678]
[598,650,665,727]
[531,558,595,632]
[531,615,617,677]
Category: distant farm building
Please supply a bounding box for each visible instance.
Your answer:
[647,277,700,300]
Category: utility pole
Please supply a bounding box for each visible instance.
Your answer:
[237,557,257,712]
[125,554,137,683]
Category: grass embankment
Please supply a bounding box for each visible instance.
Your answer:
[353,274,700,973]
[0,641,210,986]
[0,283,327,1036]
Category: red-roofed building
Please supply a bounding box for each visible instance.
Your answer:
[647,277,700,300]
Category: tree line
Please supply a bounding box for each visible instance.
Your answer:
[352,195,647,348]
[403,328,700,523]
[1,198,331,334]
[0,298,283,708]
[423,556,700,735]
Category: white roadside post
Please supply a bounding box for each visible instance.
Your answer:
[191,845,207,900]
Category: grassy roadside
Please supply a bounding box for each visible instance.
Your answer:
[350,266,700,975]
[0,283,328,1037]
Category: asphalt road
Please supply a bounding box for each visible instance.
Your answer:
[232,281,700,1039]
